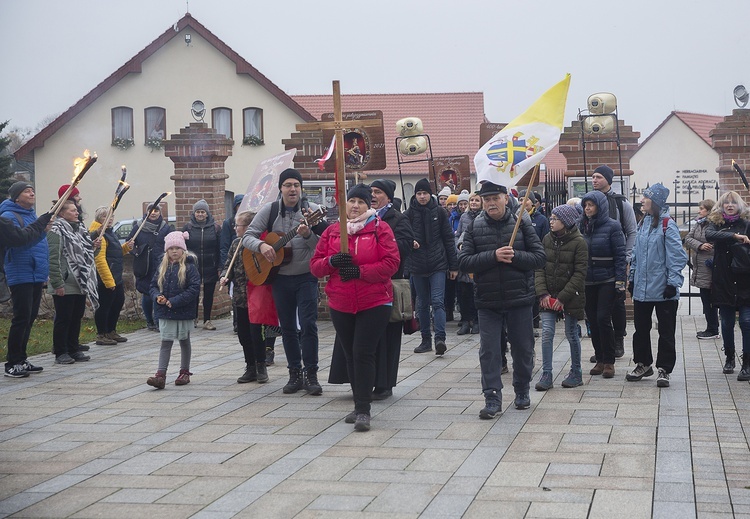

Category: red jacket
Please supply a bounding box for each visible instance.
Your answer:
[310,217,399,314]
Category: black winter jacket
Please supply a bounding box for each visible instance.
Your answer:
[458,209,546,310]
[381,205,414,279]
[183,217,221,283]
[579,191,626,284]
[706,217,750,307]
[405,196,458,275]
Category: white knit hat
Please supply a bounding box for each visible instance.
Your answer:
[438,186,451,197]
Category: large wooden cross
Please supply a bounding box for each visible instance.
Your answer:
[296,80,382,252]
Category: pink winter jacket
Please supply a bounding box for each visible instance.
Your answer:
[310,217,399,314]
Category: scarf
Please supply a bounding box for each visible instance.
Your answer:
[723,212,741,223]
[412,201,435,247]
[467,208,481,221]
[51,218,99,310]
[347,208,376,235]
[376,203,392,219]
[140,215,164,236]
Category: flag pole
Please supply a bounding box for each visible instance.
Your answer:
[508,164,540,248]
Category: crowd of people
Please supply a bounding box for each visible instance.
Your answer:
[3,166,748,432]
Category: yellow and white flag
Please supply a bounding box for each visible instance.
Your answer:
[475,74,570,188]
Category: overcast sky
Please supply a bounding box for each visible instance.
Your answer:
[2,0,748,140]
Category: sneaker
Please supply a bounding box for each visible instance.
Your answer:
[21,360,43,372]
[106,332,127,343]
[590,362,605,376]
[414,337,432,353]
[70,352,90,362]
[561,370,583,388]
[265,349,275,366]
[203,320,216,331]
[303,368,323,396]
[95,334,117,346]
[147,371,166,389]
[514,393,531,410]
[175,369,192,386]
[354,413,371,432]
[656,368,670,387]
[4,364,29,378]
[372,388,392,400]
[55,354,75,365]
[435,338,447,356]
[344,410,357,424]
[535,371,553,391]
[479,400,502,419]
[457,322,471,335]
[626,363,654,381]
[77,344,90,351]
[237,364,257,383]
[697,330,720,340]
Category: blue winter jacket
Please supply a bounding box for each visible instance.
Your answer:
[0,199,49,286]
[149,254,201,321]
[629,207,687,302]
[579,191,626,284]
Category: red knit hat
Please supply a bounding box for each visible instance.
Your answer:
[58,184,80,200]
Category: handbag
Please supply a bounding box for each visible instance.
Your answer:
[132,244,151,278]
[402,293,420,334]
[389,278,413,322]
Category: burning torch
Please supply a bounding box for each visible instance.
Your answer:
[130,191,172,241]
[51,150,98,216]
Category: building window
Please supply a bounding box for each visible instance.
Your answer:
[212,107,232,139]
[111,107,134,148]
[243,108,264,145]
[144,107,166,144]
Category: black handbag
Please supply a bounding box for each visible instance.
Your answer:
[132,244,151,278]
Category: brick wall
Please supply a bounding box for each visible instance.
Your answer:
[559,119,640,179]
[711,109,750,202]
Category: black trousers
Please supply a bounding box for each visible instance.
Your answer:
[375,320,404,391]
[196,281,217,322]
[612,296,627,338]
[456,282,477,322]
[53,294,86,356]
[95,282,125,334]
[632,300,678,373]
[235,306,267,365]
[6,282,43,367]
[585,282,616,364]
[700,288,720,334]
[330,305,391,415]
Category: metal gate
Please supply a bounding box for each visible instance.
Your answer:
[542,168,569,217]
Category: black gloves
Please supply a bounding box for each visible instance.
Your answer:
[339,265,361,282]
[329,252,353,268]
[663,285,677,299]
[627,282,634,297]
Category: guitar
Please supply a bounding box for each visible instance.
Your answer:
[243,208,326,286]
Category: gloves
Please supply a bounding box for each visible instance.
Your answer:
[663,285,677,299]
[339,265,361,282]
[329,252,354,268]
[627,282,634,297]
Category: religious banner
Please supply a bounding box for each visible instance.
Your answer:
[321,110,386,172]
[432,155,471,194]
[238,149,297,214]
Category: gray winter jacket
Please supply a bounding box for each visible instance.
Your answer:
[684,219,713,289]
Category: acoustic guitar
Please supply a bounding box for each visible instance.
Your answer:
[243,208,326,286]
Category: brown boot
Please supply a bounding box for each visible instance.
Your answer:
[602,363,615,378]
[96,334,117,346]
[590,362,604,376]
[147,370,166,389]
[106,332,128,343]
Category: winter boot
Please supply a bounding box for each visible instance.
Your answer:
[471,321,480,334]
[256,362,268,384]
[303,367,323,395]
[265,348,275,366]
[614,336,625,359]
[723,349,736,374]
[457,321,472,335]
[737,356,750,382]
[175,369,192,386]
[414,335,432,353]
[147,370,166,389]
[283,368,303,394]
[237,363,257,383]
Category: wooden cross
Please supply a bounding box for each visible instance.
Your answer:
[296,80,382,253]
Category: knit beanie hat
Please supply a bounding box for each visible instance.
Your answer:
[446,194,459,205]
[438,186,451,198]
[192,199,210,214]
[415,178,433,195]
[457,190,470,203]
[370,179,396,201]
[552,204,580,229]
[643,183,669,209]
[164,231,188,251]
[57,184,80,200]
[8,181,33,202]
[347,183,372,208]
[593,165,614,186]
[278,168,303,188]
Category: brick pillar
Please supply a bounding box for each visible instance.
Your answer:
[163,122,234,320]
[163,122,233,226]
[559,119,640,181]
[710,108,750,202]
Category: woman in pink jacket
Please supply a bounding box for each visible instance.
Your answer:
[311,184,399,432]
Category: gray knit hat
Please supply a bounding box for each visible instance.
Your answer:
[8,181,33,202]
[552,204,580,229]
[192,199,210,214]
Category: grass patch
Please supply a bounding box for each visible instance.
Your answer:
[0,318,147,358]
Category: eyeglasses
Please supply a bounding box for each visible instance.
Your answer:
[281,182,301,189]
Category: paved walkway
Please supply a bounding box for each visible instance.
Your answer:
[0,315,749,518]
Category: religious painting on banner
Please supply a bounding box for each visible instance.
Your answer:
[321,110,386,173]
[433,156,471,194]
[238,149,297,214]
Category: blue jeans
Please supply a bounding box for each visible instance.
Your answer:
[272,273,319,370]
[412,272,446,339]
[540,311,582,375]
[478,305,535,403]
[719,305,750,357]
[142,293,155,325]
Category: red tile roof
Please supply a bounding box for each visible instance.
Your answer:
[640,111,723,149]
[15,13,315,162]
[292,92,486,176]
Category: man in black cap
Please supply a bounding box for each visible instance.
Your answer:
[591,165,636,359]
[242,168,328,395]
[459,181,546,419]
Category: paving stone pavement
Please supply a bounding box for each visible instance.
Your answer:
[1,315,749,518]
